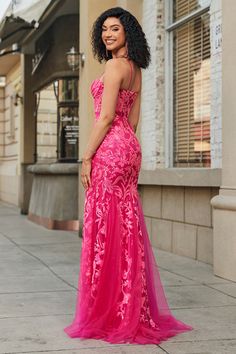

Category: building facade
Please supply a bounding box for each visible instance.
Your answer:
[0,0,236,282]
[79,0,236,282]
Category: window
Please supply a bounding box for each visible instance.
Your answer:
[167,0,211,167]
[57,79,79,162]
[36,83,58,163]
[36,78,79,163]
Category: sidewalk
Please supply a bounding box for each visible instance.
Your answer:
[0,201,236,354]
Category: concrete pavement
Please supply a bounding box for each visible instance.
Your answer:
[0,201,236,354]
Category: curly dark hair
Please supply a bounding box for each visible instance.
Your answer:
[91,7,150,69]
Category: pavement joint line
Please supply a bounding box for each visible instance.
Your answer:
[160,338,236,343]
[0,313,74,320]
[170,304,236,310]
[157,344,170,353]
[17,241,79,246]
[158,266,203,282]
[0,214,21,217]
[0,231,77,291]
[4,344,155,354]
[4,343,164,354]
[205,281,233,285]
[3,242,80,248]
[164,284,207,287]
[158,266,236,300]
[0,290,75,295]
[205,284,236,299]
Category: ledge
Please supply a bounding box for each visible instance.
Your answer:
[138,168,221,187]
[27,163,78,175]
[211,195,236,211]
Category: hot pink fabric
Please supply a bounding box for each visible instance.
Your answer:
[64,79,193,344]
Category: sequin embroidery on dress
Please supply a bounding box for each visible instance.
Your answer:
[64,77,193,344]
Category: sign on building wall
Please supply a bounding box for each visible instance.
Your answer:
[212,20,222,55]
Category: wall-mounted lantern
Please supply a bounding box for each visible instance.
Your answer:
[66,46,85,71]
[13,92,23,106]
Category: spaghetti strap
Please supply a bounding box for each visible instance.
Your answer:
[127,60,133,90]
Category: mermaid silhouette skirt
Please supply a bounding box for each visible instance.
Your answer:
[64,79,193,344]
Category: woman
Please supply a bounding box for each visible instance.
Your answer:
[64,7,193,344]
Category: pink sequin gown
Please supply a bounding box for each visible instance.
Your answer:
[64,77,193,344]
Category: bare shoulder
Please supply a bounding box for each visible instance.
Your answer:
[103,58,125,83]
[104,58,126,72]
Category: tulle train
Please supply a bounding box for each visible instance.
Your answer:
[64,192,193,344]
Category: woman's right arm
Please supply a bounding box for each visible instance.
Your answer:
[81,59,124,189]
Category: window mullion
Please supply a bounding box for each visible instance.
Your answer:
[165,0,174,167]
[166,4,210,32]
[169,0,211,168]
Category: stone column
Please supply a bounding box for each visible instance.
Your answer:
[211,0,236,281]
[19,54,35,214]
[78,0,116,230]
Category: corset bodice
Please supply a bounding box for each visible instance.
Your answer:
[90,79,138,123]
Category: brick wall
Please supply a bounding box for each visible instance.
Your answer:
[141,0,166,170]
[210,0,222,168]
[141,0,158,170]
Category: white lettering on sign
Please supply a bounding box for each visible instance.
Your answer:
[212,20,222,55]
[61,116,79,122]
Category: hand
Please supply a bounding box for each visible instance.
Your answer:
[81,158,92,190]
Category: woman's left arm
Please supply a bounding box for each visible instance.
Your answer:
[81,59,123,189]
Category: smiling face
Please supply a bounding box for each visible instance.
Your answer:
[101,17,126,55]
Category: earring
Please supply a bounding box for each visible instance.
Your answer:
[106,48,108,58]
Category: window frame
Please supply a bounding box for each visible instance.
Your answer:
[164,0,211,168]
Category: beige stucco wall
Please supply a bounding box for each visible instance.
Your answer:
[0,60,21,205]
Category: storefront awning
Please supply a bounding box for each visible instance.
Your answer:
[0,0,52,51]
[10,0,52,23]
[0,15,36,51]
